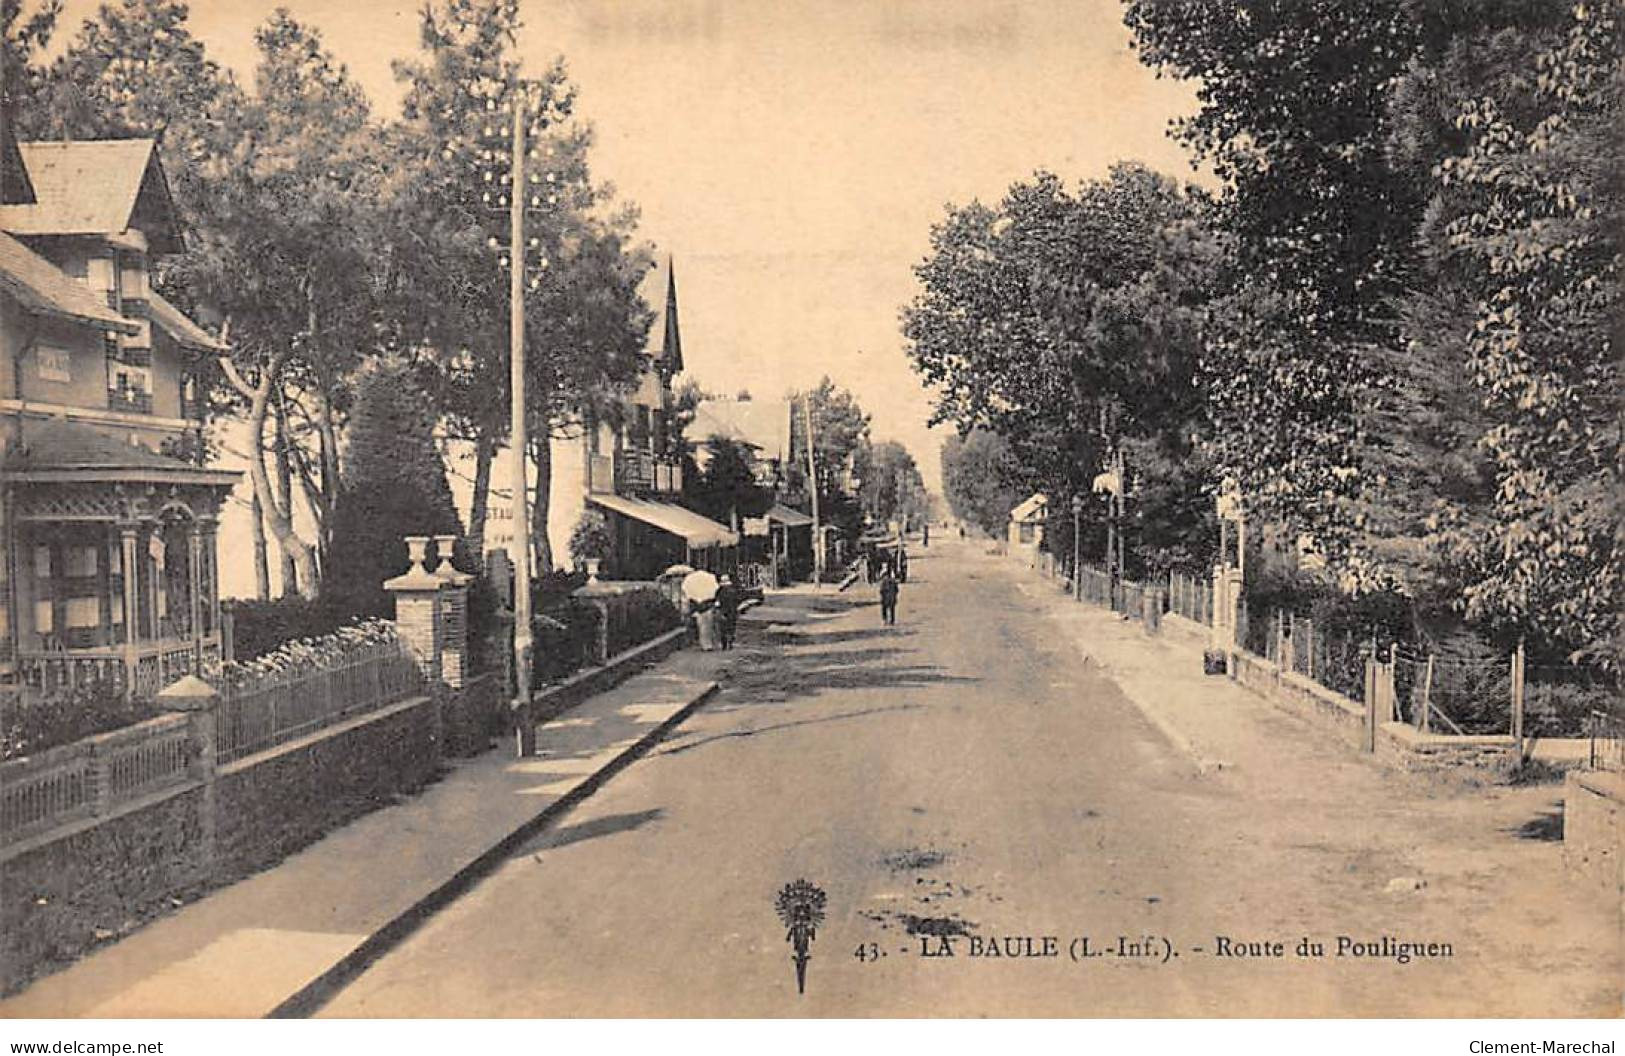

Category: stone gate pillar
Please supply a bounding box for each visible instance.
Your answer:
[385,535,444,687]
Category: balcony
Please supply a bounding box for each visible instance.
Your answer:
[107,388,153,415]
[587,450,683,495]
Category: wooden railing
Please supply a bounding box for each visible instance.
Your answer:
[17,637,222,699]
[0,712,193,849]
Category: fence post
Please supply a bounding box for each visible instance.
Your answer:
[1421,654,1435,734]
[1304,618,1315,682]
[1511,640,1525,759]
[159,675,219,882]
[1363,654,1377,753]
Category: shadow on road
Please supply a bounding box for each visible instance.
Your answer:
[655,704,925,757]
[1508,804,1564,842]
[514,808,666,858]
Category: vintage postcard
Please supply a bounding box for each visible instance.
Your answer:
[0,0,1618,1034]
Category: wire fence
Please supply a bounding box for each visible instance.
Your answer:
[1166,571,1214,626]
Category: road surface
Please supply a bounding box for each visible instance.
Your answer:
[321,537,1620,1016]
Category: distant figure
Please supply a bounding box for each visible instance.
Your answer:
[716,575,740,650]
[958,525,966,539]
[897,548,909,583]
[922,524,930,548]
[878,569,900,626]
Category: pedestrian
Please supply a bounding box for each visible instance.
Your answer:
[898,547,909,583]
[878,568,900,626]
[923,523,930,548]
[716,574,739,650]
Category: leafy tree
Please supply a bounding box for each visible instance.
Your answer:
[903,163,1220,573]
[322,362,462,618]
[685,434,770,530]
[862,441,929,530]
[940,429,1024,538]
[389,0,652,573]
[196,10,384,598]
[1415,4,1622,663]
[787,377,871,539]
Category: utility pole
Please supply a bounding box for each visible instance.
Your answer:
[804,395,823,584]
[508,97,533,755]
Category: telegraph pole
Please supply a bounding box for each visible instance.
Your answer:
[508,97,534,755]
[804,396,823,584]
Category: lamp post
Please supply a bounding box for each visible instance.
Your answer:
[1071,493,1083,601]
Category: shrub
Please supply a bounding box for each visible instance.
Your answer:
[321,362,464,620]
[568,509,613,571]
[226,596,349,661]
[530,601,601,688]
[1,679,159,761]
[610,590,682,656]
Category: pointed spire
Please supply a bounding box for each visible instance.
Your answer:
[661,257,683,376]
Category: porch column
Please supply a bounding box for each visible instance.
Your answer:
[188,521,204,667]
[119,523,139,690]
[204,520,221,640]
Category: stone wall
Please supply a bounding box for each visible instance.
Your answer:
[1562,770,1622,909]
[214,694,441,878]
[0,688,452,995]
[1,785,207,993]
[1228,646,1520,780]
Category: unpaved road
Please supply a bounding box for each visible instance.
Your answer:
[322,538,1621,1016]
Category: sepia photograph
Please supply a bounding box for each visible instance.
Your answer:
[0,0,1619,1039]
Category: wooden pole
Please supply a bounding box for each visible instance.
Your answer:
[1421,654,1435,734]
[509,97,534,756]
[1512,640,1525,758]
[803,396,822,585]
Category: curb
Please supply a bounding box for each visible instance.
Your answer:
[266,679,721,1019]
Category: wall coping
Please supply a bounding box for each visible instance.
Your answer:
[1567,769,1625,802]
[1380,721,1513,749]
[1279,668,1365,721]
[572,580,660,599]
[528,625,687,705]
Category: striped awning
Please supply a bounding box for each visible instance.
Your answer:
[589,493,738,548]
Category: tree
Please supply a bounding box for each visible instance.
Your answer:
[685,435,770,530]
[321,362,462,618]
[389,0,652,573]
[196,10,384,598]
[862,441,929,530]
[902,163,1220,574]
[787,377,871,539]
[940,429,1024,538]
[1416,4,1622,663]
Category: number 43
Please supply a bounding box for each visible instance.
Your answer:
[853,942,882,962]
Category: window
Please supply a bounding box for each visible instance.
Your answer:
[36,346,71,383]
[1019,523,1035,544]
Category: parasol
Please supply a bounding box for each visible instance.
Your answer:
[661,563,697,578]
[681,570,720,602]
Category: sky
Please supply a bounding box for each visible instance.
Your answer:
[32,0,1203,592]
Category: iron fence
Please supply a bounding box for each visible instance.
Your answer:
[214,635,422,764]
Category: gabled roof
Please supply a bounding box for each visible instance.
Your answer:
[1,126,35,204]
[690,399,792,462]
[0,139,182,254]
[1010,493,1048,522]
[0,230,139,334]
[3,419,237,486]
[150,290,227,352]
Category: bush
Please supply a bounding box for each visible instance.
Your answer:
[227,596,349,662]
[568,509,613,571]
[530,601,601,688]
[610,590,682,656]
[1,679,159,761]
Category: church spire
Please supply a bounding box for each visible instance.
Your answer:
[660,257,683,376]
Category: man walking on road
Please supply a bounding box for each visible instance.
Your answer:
[878,568,900,626]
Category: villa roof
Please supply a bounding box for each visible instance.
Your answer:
[690,399,792,463]
[1010,493,1048,523]
[3,419,238,486]
[0,230,139,334]
[0,139,183,254]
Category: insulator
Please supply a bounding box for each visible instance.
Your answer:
[545,172,556,183]
[487,236,499,249]
[483,171,493,182]
[539,256,550,269]
[498,255,509,269]
[528,237,539,248]
[530,195,541,207]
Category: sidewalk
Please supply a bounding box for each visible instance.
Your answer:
[0,646,730,1019]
